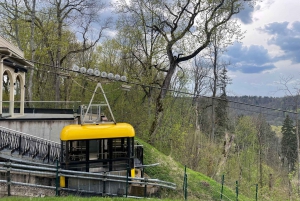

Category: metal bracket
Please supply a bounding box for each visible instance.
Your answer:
[81,83,116,125]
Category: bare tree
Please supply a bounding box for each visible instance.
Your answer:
[116,0,167,101]
[27,0,36,104]
[0,0,25,48]
[117,0,249,144]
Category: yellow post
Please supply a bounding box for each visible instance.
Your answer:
[131,168,135,178]
[60,176,65,188]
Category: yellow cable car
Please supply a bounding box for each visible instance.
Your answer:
[60,123,137,174]
[58,83,145,192]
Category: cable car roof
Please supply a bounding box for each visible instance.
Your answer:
[60,123,135,141]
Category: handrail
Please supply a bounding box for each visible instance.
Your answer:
[0,125,59,145]
[1,101,81,103]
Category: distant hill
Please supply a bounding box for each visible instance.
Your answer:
[228,95,299,126]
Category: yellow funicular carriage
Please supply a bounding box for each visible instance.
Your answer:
[59,83,143,192]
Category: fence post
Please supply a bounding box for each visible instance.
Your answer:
[236,180,239,201]
[6,161,11,196]
[255,184,258,201]
[183,165,188,200]
[220,174,224,200]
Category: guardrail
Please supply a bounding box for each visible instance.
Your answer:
[1,101,81,109]
[0,160,176,198]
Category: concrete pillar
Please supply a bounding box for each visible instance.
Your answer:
[9,74,14,117]
[0,59,3,116]
[20,74,25,115]
[0,56,8,117]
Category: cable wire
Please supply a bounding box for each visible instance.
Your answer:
[1,53,298,115]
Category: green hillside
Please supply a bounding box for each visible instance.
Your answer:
[139,138,252,201]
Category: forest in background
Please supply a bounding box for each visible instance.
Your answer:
[1,0,300,200]
[228,96,300,126]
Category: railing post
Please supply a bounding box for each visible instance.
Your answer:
[126,166,129,198]
[18,135,21,155]
[6,161,11,196]
[48,143,51,163]
[55,159,60,196]
[103,172,107,195]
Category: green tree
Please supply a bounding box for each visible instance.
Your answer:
[215,66,231,140]
[281,115,297,172]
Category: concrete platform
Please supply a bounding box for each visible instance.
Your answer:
[0,113,79,142]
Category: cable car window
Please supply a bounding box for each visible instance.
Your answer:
[89,140,100,160]
[112,138,127,159]
[69,140,86,161]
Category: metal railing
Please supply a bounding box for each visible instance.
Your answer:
[0,126,61,164]
[1,101,81,110]
[0,160,176,197]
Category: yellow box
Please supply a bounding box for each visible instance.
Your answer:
[60,176,65,188]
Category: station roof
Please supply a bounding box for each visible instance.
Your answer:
[0,35,34,69]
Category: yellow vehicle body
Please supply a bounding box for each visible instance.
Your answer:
[60,123,135,141]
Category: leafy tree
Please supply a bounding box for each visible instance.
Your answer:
[281,115,297,172]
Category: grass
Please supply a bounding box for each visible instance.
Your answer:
[0,197,183,201]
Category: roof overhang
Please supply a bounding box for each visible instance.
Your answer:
[0,47,34,71]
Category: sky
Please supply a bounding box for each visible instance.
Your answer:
[102,0,300,97]
[225,0,300,97]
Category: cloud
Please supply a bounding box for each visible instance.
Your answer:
[235,3,254,24]
[262,21,300,63]
[263,22,289,35]
[224,42,276,74]
[229,64,275,74]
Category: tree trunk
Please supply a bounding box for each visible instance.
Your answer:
[211,45,218,142]
[55,4,63,102]
[28,0,36,104]
[215,132,234,177]
[149,59,177,144]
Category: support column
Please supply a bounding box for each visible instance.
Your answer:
[20,74,25,115]
[0,56,8,117]
[0,59,3,117]
[9,75,14,117]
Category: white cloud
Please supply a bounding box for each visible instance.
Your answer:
[227,0,300,97]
